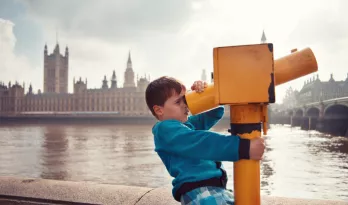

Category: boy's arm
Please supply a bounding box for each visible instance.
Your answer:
[154,120,250,162]
[187,106,225,130]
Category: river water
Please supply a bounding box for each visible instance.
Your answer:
[0,122,347,201]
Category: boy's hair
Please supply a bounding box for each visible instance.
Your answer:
[145,76,185,118]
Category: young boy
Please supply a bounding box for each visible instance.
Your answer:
[145,76,265,205]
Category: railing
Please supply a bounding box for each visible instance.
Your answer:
[280,96,348,111]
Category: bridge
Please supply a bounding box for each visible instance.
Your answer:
[270,96,348,137]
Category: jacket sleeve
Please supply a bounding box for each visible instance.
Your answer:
[187,106,225,130]
[154,120,250,162]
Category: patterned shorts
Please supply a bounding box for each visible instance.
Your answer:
[180,186,235,205]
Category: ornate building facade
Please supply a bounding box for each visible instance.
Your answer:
[0,44,151,116]
[282,74,348,106]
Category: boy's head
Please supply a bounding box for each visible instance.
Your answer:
[145,76,189,122]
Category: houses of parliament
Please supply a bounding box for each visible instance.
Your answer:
[0,43,151,117]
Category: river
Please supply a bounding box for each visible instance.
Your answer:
[0,122,347,201]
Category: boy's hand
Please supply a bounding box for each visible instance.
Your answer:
[191,81,208,93]
[249,138,265,160]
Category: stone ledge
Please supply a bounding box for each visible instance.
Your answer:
[0,176,347,205]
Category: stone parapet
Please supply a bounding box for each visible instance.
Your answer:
[0,176,347,205]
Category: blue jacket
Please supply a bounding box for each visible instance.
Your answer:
[152,106,248,199]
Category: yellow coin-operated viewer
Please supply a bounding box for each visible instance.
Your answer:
[184,43,318,205]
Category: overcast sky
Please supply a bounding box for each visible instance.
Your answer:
[1,0,347,103]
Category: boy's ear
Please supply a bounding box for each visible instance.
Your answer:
[153,105,163,116]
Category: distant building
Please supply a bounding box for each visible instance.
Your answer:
[0,43,151,116]
[201,69,207,82]
[282,86,299,109]
[283,74,348,106]
[260,30,348,108]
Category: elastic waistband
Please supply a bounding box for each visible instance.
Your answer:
[174,171,227,202]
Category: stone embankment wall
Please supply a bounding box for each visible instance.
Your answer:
[0,177,347,205]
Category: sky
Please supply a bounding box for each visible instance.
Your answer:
[1,0,348,103]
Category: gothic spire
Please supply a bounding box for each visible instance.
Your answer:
[112,70,116,80]
[329,73,335,82]
[65,45,69,57]
[111,70,117,89]
[44,43,48,55]
[127,50,132,65]
[54,43,60,53]
[29,83,33,94]
[261,30,267,43]
[54,28,60,53]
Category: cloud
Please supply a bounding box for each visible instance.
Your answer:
[289,0,348,46]
[0,19,38,90]
[283,0,348,94]
[17,0,208,91]
[22,0,201,43]
[2,0,348,103]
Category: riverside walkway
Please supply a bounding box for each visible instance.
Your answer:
[0,176,347,205]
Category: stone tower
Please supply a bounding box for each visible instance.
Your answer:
[102,75,109,89]
[201,69,207,82]
[123,51,135,88]
[73,77,87,93]
[44,43,69,93]
[137,75,150,92]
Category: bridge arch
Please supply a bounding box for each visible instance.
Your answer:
[341,101,348,108]
[324,104,348,118]
[306,107,320,117]
[288,110,294,116]
[295,109,304,117]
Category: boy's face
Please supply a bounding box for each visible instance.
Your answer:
[155,89,189,122]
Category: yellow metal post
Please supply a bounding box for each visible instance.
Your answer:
[184,44,318,205]
[230,104,265,205]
